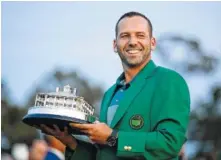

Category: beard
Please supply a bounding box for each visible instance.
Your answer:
[117,47,151,68]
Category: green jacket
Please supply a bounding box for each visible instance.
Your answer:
[65,60,190,160]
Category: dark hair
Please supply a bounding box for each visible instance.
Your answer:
[115,11,153,38]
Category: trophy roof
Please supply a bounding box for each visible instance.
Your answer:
[33,85,95,111]
[37,85,78,98]
[37,92,79,98]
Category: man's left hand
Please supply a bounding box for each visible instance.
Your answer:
[69,122,112,144]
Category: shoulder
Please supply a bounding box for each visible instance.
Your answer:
[155,66,187,85]
[154,66,190,95]
[104,84,116,96]
[154,66,191,104]
[101,84,116,102]
[45,148,64,160]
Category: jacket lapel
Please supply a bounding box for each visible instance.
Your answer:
[110,79,146,128]
[99,85,117,123]
[110,60,157,128]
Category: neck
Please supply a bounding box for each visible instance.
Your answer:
[123,57,151,83]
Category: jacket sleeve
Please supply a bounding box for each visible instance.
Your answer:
[65,140,97,160]
[116,72,190,160]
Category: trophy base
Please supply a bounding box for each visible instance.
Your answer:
[22,114,90,135]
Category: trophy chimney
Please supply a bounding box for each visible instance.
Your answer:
[73,88,77,96]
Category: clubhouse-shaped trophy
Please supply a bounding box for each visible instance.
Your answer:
[22,85,97,138]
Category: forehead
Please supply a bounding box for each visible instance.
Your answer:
[117,16,149,34]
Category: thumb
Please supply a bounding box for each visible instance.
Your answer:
[93,120,100,124]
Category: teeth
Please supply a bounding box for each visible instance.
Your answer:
[127,50,140,54]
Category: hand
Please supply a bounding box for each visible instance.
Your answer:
[69,122,112,144]
[40,124,78,150]
[29,139,48,160]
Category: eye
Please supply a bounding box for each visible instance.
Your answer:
[120,34,129,39]
[137,34,145,39]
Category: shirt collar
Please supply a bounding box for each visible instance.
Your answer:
[116,74,130,89]
[116,60,157,87]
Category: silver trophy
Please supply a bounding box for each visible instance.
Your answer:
[22,85,98,136]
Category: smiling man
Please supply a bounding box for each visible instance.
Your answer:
[114,13,154,71]
[40,11,190,160]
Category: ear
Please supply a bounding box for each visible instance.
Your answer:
[113,39,117,53]
[150,37,156,51]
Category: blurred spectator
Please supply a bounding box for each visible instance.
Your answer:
[11,143,29,160]
[1,153,14,160]
[179,144,186,160]
[1,133,13,160]
[29,139,48,160]
[43,135,65,160]
[1,133,11,151]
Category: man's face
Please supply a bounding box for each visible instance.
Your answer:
[114,16,156,68]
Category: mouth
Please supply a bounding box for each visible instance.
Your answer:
[125,49,142,54]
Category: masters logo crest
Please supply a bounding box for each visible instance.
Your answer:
[129,115,144,129]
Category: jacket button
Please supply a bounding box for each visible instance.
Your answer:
[124,146,128,150]
[128,146,132,151]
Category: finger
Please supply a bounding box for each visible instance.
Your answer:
[39,124,48,133]
[87,136,95,143]
[81,129,89,135]
[90,138,105,145]
[40,129,53,136]
[40,124,49,129]
[69,123,93,130]
[64,127,69,134]
[93,120,100,124]
[89,136,102,144]
[89,135,95,141]
[53,124,61,133]
[40,124,56,135]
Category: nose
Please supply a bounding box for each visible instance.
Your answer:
[128,36,138,47]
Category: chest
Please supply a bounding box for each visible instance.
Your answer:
[116,86,155,132]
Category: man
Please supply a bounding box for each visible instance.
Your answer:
[44,135,65,160]
[40,11,190,160]
[29,139,48,160]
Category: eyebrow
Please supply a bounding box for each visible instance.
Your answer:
[119,31,146,36]
[136,32,146,34]
[119,32,129,36]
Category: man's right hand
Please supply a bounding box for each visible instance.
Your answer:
[40,124,78,150]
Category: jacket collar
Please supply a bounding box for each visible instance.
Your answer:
[116,60,157,85]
